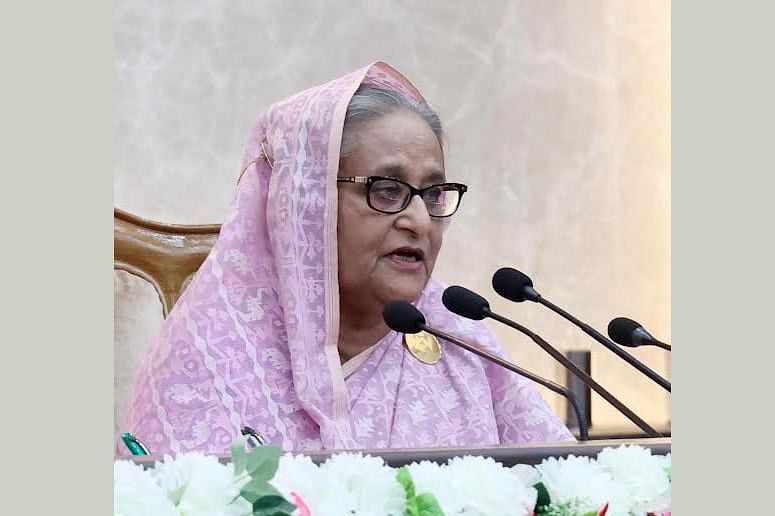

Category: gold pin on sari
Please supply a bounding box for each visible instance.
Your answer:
[404,331,442,365]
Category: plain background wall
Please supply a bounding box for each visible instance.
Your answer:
[114,0,670,434]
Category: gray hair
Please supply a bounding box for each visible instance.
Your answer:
[340,84,444,159]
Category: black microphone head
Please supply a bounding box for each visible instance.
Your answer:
[382,301,425,334]
[442,285,490,320]
[492,267,540,302]
[607,317,642,347]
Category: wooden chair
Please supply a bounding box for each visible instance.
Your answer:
[113,208,221,317]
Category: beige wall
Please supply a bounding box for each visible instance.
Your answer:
[115,1,670,433]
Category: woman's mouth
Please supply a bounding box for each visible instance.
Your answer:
[385,247,425,272]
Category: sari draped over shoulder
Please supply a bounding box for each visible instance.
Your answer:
[123,62,574,454]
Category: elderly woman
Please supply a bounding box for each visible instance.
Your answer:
[124,62,573,454]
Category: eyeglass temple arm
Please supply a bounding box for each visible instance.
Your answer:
[336,177,369,184]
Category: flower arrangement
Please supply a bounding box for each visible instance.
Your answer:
[114,438,671,516]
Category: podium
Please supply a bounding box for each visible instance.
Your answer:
[129,437,670,468]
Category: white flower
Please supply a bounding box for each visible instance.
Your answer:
[114,460,175,516]
[321,453,405,516]
[406,461,462,512]
[152,452,251,516]
[408,457,536,516]
[597,446,671,515]
[447,455,537,515]
[511,463,541,488]
[270,453,355,515]
[658,453,671,476]
[654,452,671,511]
[536,454,621,515]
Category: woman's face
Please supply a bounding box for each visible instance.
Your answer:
[337,110,446,313]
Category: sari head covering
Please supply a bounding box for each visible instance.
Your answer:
[124,62,573,454]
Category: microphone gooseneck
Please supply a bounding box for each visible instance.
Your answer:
[442,286,662,438]
[383,300,590,441]
[492,267,671,392]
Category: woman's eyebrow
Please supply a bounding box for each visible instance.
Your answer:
[372,164,446,184]
[425,170,446,184]
[372,164,406,178]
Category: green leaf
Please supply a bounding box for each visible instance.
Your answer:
[534,481,551,511]
[240,477,283,504]
[397,467,416,499]
[231,436,249,475]
[252,494,297,516]
[397,468,444,516]
[245,445,282,483]
[414,493,444,516]
[580,512,599,516]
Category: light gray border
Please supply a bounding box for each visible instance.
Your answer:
[674,1,775,513]
[1,2,112,514]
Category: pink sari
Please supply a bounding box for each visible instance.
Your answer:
[123,62,573,454]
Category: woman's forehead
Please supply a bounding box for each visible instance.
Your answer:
[342,112,445,179]
[355,110,440,147]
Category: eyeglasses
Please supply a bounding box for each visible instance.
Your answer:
[337,176,468,218]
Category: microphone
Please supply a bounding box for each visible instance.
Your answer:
[492,267,671,392]
[442,286,662,438]
[382,301,590,441]
[608,317,672,351]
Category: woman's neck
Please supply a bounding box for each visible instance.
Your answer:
[337,304,391,364]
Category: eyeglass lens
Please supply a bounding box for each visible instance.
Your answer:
[369,179,461,217]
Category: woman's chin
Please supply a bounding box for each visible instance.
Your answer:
[378,282,427,305]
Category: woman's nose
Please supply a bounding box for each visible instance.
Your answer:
[395,195,432,232]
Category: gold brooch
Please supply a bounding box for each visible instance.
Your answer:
[404,331,442,365]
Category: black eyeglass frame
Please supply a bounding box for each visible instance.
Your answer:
[336,175,468,218]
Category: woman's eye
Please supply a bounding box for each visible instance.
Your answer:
[373,184,403,200]
[424,187,445,204]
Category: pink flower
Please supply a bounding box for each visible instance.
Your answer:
[291,492,311,516]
